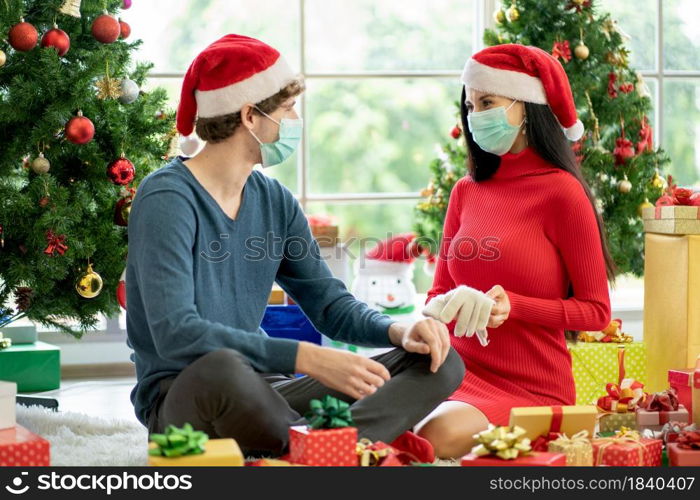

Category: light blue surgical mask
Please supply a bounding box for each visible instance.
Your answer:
[249,107,303,168]
[467,99,525,156]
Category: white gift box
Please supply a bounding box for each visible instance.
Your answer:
[0,380,17,430]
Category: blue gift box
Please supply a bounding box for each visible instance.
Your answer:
[261,305,322,345]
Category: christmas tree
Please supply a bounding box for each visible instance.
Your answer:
[414,0,671,278]
[0,0,175,337]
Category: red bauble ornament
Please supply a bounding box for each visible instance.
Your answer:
[92,13,121,44]
[107,156,135,185]
[119,20,131,39]
[450,125,461,139]
[117,268,127,310]
[114,187,136,226]
[613,137,635,165]
[9,20,38,52]
[41,25,71,57]
[65,111,95,144]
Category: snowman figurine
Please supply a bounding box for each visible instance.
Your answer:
[351,233,424,321]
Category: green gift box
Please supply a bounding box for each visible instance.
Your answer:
[0,341,60,392]
[568,341,647,405]
[598,412,637,433]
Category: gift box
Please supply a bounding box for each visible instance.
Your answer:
[289,395,358,466]
[599,412,637,433]
[0,341,60,392]
[509,405,597,442]
[591,430,663,466]
[289,426,358,466]
[307,214,339,247]
[642,205,700,235]
[0,325,38,345]
[147,423,243,467]
[356,438,414,466]
[636,387,689,431]
[568,341,647,405]
[547,431,593,466]
[643,233,700,392]
[0,424,50,466]
[262,305,322,345]
[461,451,566,466]
[669,368,694,419]
[667,443,700,466]
[0,381,17,430]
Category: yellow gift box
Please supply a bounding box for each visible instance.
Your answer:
[509,405,597,442]
[568,342,647,405]
[147,438,244,467]
[642,206,700,235]
[643,233,700,392]
[547,431,593,466]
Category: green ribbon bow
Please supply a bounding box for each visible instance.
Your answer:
[148,423,209,458]
[304,395,354,429]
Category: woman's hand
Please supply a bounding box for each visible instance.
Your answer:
[485,285,511,328]
[422,285,494,337]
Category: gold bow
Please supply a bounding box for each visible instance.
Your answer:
[594,427,645,465]
[470,424,533,460]
[356,438,392,466]
[549,430,590,446]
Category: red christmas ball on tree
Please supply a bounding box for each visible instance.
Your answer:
[119,20,131,39]
[65,111,95,144]
[92,13,121,44]
[107,156,135,185]
[9,20,38,52]
[41,25,71,57]
[450,125,462,139]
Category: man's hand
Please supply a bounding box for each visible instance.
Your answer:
[485,285,511,328]
[295,342,391,400]
[388,319,450,373]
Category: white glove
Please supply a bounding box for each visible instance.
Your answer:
[422,285,495,344]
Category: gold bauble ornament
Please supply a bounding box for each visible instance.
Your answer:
[574,41,589,60]
[505,5,520,22]
[617,177,632,194]
[31,153,50,174]
[637,198,654,217]
[493,9,506,24]
[75,263,103,299]
[0,49,6,67]
[650,170,666,190]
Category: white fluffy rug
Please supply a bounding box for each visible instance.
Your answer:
[15,404,149,466]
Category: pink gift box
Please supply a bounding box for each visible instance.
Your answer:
[636,405,690,431]
[668,369,693,420]
[667,442,700,466]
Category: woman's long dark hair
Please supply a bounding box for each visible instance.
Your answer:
[460,88,617,338]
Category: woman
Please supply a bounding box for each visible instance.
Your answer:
[415,44,616,458]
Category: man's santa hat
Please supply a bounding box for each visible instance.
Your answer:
[362,233,436,274]
[461,44,584,141]
[176,34,298,137]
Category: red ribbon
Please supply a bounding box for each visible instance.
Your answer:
[532,406,564,451]
[676,430,700,450]
[640,388,679,412]
[43,230,68,256]
[596,347,647,413]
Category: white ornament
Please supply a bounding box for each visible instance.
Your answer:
[179,135,201,156]
[118,78,140,104]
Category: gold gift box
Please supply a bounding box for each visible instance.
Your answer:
[643,233,700,392]
[310,225,339,247]
[642,206,700,235]
[509,405,597,442]
[147,438,244,466]
[547,433,593,466]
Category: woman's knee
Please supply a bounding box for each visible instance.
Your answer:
[416,404,489,459]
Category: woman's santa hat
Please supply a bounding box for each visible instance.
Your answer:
[176,34,298,137]
[461,43,584,141]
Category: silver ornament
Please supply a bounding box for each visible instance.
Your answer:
[118,78,140,104]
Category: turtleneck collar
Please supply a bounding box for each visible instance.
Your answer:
[490,146,557,180]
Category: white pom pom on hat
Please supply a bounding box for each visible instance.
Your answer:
[461,44,584,142]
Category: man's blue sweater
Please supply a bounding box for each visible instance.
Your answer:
[125,157,396,426]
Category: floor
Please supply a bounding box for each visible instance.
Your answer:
[20,377,141,425]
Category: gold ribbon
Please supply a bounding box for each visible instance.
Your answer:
[548,430,592,466]
[594,427,646,466]
[549,430,590,446]
[356,438,392,466]
[470,424,533,460]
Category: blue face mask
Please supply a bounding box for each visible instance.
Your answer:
[467,99,525,156]
[249,107,303,168]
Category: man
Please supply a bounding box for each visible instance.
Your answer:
[126,34,464,456]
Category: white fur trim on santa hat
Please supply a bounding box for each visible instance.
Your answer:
[195,56,296,119]
[461,59,547,105]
